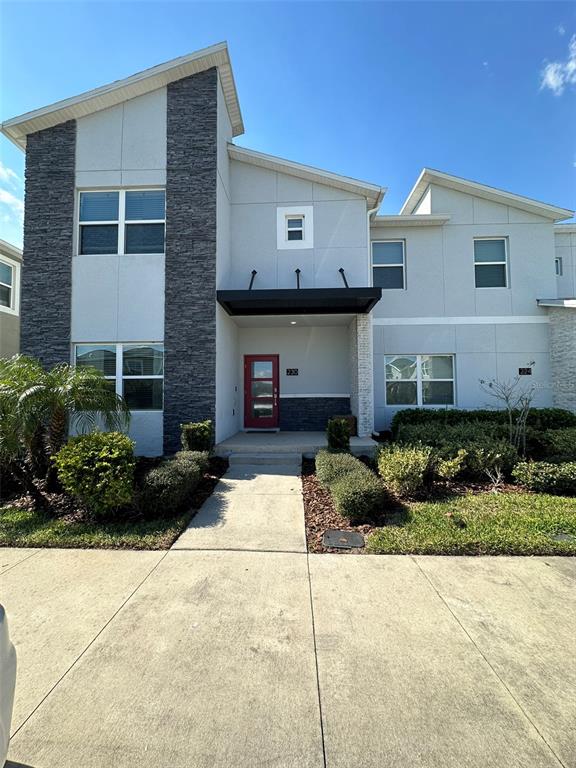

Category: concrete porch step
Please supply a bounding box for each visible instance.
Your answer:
[228,452,302,467]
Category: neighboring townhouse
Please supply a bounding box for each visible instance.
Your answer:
[0,238,22,358]
[1,42,574,455]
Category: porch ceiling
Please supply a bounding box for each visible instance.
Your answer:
[217,288,382,316]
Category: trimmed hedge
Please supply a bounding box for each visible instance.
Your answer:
[315,449,388,522]
[512,461,576,495]
[377,444,434,497]
[53,432,135,516]
[538,428,576,461]
[326,418,350,452]
[135,452,206,517]
[391,407,576,437]
[181,420,214,452]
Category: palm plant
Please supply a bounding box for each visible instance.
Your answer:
[0,355,130,504]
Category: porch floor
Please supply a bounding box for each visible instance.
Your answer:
[214,430,378,459]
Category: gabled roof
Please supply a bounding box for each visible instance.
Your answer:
[401,168,573,222]
[229,144,385,209]
[0,238,22,262]
[1,42,243,149]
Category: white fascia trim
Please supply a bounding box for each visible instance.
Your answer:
[228,144,385,209]
[1,42,244,149]
[554,224,576,233]
[279,393,351,398]
[372,315,550,325]
[371,214,450,227]
[0,239,23,262]
[537,299,576,308]
[400,168,573,222]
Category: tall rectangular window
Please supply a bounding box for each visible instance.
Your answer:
[75,343,164,411]
[555,257,563,276]
[474,238,508,288]
[372,241,405,289]
[0,260,14,309]
[78,190,165,256]
[385,354,455,406]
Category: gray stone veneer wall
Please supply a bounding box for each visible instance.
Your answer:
[164,69,218,453]
[279,397,351,431]
[548,308,576,411]
[21,120,76,367]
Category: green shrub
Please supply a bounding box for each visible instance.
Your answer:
[135,454,204,517]
[377,444,434,497]
[180,420,214,452]
[538,428,576,461]
[391,407,576,437]
[174,450,210,473]
[512,461,576,495]
[435,450,467,480]
[326,418,350,451]
[315,450,364,487]
[54,432,135,516]
[330,470,388,522]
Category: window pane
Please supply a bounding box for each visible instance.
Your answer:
[474,239,506,264]
[123,379,163,410]
[252,402,273,419]
[76,345,117,376]
[79,192,119,222]
[252,361,273,379]
[123,345,164,376]
[421,355,453,380]
[125,191,165,221]
[80,224,118,255]
[385,356,417,380]
[0,263,12,286]
[373,266,404,289]
[0,284,11,308]
[125,223,165,254]
[372,242,404,265]
[423,381,454,405]
[386,381,417,405]
[475,263,507,288]
[287,218,303,229]
[251,381,273,398]
[287,230,303,241]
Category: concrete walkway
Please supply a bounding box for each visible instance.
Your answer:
[2,464,575,767]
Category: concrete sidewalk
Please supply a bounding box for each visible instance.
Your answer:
[2,464,575,767]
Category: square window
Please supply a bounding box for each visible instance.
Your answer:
[474,263,507,288]
[79,192,119,222]
[422,381,454,405]
[125,190,165,221]
[123,379,163,410]
[80,224,119,255]
[385,355,455,407]
[75,345,117,377]
[373,266,404,289]
[277,206,313,250]
[0,284,11,308]
[125,223,165,254]
[386,381,418,405]
[122,344,164,376]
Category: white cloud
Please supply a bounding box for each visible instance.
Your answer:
[541,34,576,95]
[557,24,566,37]
[0,188,24,220]
[0,160,22,188]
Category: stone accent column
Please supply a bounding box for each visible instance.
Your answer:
[548,307,576,411]
[21,120,76,367]
[164,68,218,454]
[348,314,374,437]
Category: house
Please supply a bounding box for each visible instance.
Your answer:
[1,42,574,456]
[0,239,22,359]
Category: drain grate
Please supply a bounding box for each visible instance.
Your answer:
[323,529,365,549]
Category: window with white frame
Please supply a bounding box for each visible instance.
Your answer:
[277,205,314,249]
[474,238,508,288]
[75,343,164,410]
[372,241,405,289]
[0,260,14,310]
[78,190,165,256]
[555,256,563,276]
[385,354,455,406]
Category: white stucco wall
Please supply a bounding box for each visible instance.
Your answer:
[228,160,368,290]
[554,227,576,299]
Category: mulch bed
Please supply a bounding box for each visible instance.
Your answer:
[301,459,381,554]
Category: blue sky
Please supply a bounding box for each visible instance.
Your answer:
[1,1,575,247]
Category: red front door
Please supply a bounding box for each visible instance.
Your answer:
[244,355,279,429]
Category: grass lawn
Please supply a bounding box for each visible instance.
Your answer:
[367,491,576,555]
[0,505,195,550]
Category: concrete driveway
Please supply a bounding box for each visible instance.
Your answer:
[1,467,575,767]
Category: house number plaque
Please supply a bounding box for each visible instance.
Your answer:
[518,368,532,376]
[286,368,298,376]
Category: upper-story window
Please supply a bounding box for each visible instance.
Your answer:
[372,241,405,289]
[277,206,314,250]
[78,190,165,256]
[555,256,563,276]
[474,238,508,288]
